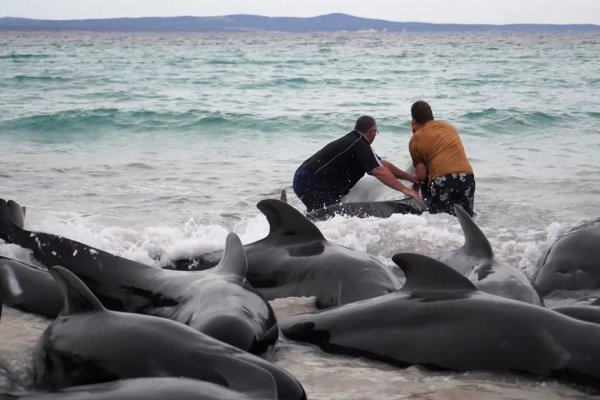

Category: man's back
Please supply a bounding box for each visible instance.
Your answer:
[409,120,473,181]
[300,130,380,198]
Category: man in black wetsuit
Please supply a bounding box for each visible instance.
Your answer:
[293,115,420,212]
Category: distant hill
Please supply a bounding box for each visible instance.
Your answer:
[0,13,599,33]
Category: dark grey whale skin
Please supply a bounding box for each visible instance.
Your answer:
[281,253,600,393]
[32,266,306,400]
[0,198,277,355]
[173,199,402,309]
[434,205,542,305]
[534,218,600,296]
[0,256,62,317]
[0,378,257,400]
[306,198,425,221]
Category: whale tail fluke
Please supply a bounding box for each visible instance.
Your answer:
[0,199,27,249]
[6,201,25,230]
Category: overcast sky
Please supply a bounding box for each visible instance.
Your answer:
[1,0,600,25]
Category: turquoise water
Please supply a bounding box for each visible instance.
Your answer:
[1,31,599,226]
[1,31,600,399]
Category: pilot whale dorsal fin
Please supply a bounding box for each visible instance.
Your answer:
[280,189,288,203]
[257,199,325,241]
[392,253,477,292]
[49,265,105,314]
[214,232,248,279]
[454,204,494,259]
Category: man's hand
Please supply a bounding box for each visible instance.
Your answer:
[408,175,420,184]
[404,188,421,203]
[371,166,421,200]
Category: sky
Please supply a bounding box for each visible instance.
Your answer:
[1,0,600,25]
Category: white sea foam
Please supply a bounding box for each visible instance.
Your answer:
[1,31,599,399]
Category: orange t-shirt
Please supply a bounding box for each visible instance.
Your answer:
[409,120,473,181]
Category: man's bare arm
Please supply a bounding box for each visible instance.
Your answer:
[381,160,418,183]
[370,166,421,202]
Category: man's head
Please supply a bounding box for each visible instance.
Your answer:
[355,115,377,144]
[410,101,434,133]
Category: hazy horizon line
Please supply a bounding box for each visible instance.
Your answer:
[1,13,599,26]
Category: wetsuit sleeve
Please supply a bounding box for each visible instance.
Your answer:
[354,141,383,174]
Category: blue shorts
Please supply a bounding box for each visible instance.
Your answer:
[421,173,475,216]
[293,167,340,212]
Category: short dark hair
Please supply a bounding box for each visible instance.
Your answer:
[411,101,434,124]
[354,115,376,134]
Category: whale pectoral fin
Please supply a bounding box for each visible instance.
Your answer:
[454,204,494,259]
[257,199,325,241]
[214,233,248,280]
[49,265,106,315]
[392,253,478,293]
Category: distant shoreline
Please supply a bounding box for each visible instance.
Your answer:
[1,13,599,33]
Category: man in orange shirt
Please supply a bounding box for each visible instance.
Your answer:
[409,101,475,216]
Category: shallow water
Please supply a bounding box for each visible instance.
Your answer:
[1,30,600,398]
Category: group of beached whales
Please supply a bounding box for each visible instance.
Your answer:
[0,196,600,398]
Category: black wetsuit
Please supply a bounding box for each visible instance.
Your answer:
[293,130,382,211]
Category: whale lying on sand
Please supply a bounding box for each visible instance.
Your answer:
[0,198,277,354]
[0,256,62,317]
[534,217,600,296]
[33,266,306,400]
[0,378,258,400]
[281,253,600,392]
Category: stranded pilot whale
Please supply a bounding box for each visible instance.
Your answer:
[33,266,305,400]
[0,257,62,317]
[306,198,425,221]
[434,205,542,305]
[0,378,258,400]
[281,253,600,392]
[0,198,277,354]
[534,217,600,296]
[173,199,402,308]
[304,174,426,221]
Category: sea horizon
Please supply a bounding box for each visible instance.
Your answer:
[1,13,600,32]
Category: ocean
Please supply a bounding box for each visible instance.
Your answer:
[0,31,599,399]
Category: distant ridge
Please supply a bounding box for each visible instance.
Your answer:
[1,14,599,33]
